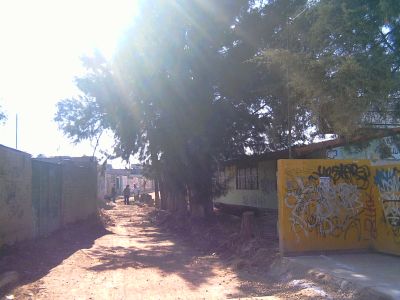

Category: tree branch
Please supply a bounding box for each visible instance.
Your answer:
[379,30,396,53]
[91,130,103,158]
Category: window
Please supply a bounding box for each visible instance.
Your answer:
[236,166,258,190]
[213,168,228,190]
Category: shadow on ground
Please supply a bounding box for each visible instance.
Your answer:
[87,203,221,289]
[0,217,110,297]
[1,201,311,299]
[83,202,303,298]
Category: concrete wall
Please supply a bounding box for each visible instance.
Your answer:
[0,147,98,248]
[373,164,400,255]
[61,160,97,225]
[214,160,278,209]
[278,159,373,254]
[97,168,106,200]
[278,159,400,256]
[0,146,33,246]
[32,160,62,237]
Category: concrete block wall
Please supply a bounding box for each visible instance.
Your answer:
[0,146,34,247]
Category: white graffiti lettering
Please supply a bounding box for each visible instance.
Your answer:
[285,177,363,239]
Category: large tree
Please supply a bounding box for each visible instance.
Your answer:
[0,106,6,124]
[249,0,400,141]
[56,0,400,216]
[214,0,400,155]
[56,0,254,216]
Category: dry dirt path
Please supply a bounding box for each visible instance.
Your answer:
[2,201,348,300]
[3,202,252,299]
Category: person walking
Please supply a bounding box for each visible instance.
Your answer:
[123,185,130,205]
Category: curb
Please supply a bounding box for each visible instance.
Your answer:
[267,257,393,300]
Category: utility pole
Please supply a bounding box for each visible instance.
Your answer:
[286,5,309,159]
[287,17,292,159]
[15,113,18,149]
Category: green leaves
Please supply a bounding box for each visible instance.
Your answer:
[249,0,400,138]
[54,0,400,210]
[55,97,103,144]
[0,105,6,124]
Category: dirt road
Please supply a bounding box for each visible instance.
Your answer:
[1,201,348,299]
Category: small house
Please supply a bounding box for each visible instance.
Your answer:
[214,129,400,210]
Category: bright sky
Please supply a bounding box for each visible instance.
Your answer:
[0,0,139,167]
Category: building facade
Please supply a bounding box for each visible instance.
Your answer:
[214,131,400,210]
[98,164,154,199]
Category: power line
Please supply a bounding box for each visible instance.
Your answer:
[15,113,18,149]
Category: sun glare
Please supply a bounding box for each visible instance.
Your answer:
[0,0,140,159]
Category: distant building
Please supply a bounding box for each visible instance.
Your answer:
[98,164,154,200]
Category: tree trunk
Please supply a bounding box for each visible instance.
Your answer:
[165,189,186,214]
[154,178,160,209]
[188,190,213,218]
[176,191,187,215]
[240,211,255,240]
[159,179,167,210]
[150,148,162,209]
[167,191,176,212]
[190,202,205,218]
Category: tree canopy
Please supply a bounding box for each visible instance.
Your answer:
[0,105,6,124]
[55,0,400,216]
[251,0,400,137]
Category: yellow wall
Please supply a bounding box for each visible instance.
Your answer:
[373,164,400,255]
[214,160,278,209]
[278,159,400,256]
[278,159,374,254]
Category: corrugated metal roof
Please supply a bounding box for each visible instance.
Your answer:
[224,128,400,165]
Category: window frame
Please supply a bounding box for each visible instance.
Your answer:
[236,165,259,190]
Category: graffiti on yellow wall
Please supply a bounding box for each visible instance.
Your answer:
[285,177,364,240]
[308,163,371,190]
[278,159,400,256]
[278,160,373,253]
[374,166,400,249]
